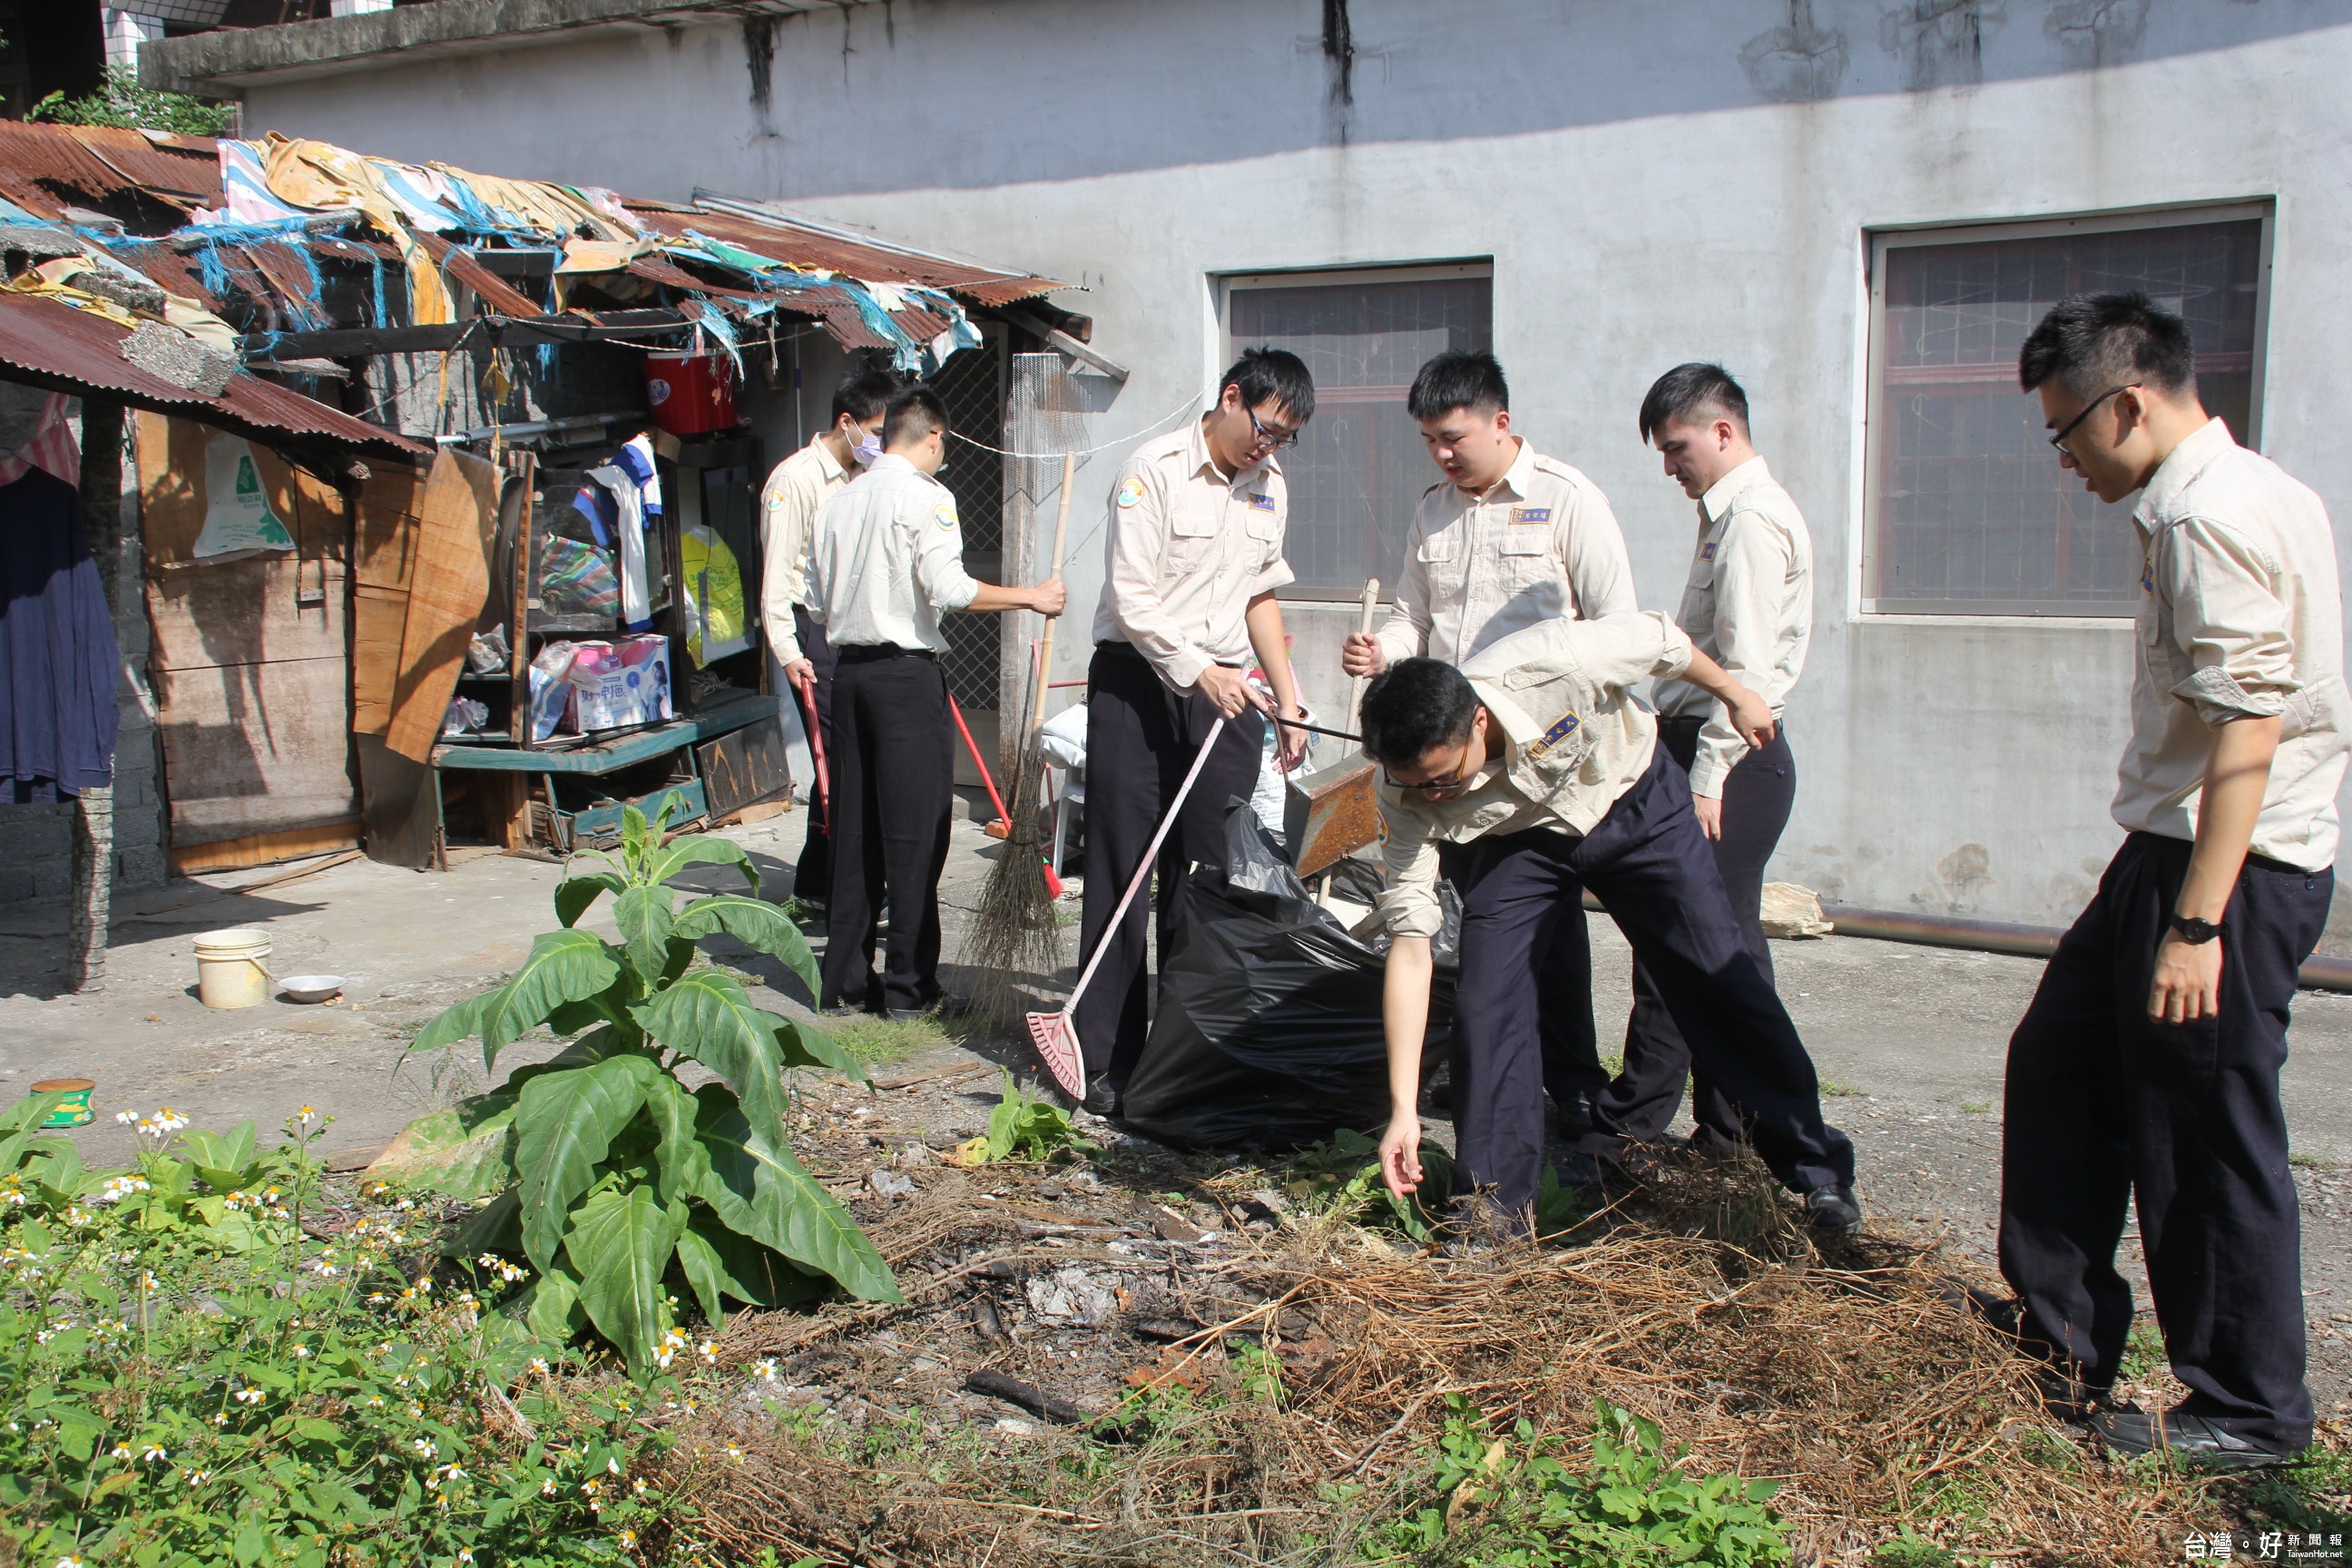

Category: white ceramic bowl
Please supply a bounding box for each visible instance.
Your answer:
[279,975,346,1004]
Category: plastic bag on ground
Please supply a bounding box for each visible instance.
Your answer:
[1118,804,1457,1151]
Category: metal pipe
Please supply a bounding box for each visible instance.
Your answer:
[1578,893,2352,993]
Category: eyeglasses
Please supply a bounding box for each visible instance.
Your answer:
[2048,385,2132,454]
[1245,406,1300,452]
[1381,737,1482,794]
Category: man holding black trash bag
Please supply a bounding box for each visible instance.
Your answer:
[1358,617,1860,1241]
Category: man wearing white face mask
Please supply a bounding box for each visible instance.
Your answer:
[767,368,904,906]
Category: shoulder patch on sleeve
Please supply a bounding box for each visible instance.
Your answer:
[1116,475,1146,509]
[935,498,959,530]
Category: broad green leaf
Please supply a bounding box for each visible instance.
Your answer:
[621,802,652,872]
[512,1054,661,1273]
[555,871,626,928]
[564,1183,686,1375]
[179,1122,260,1192]
[426,930,625,1081]
[521,1266,585,1341]
[613,885,678,990]
[546,997,615,1037]
[673,893,820,999]
[671,1224,731,1327]
[0,1089,65,1136]
[681,1211,827,1313]
[448,1185,522,1259]
[695,1088,897,1304]
[764,1010,865,1083]
[24,1137,84,1202]
[643,1073,710,1209]
[647,833,760,895]
[636,969,785,1129]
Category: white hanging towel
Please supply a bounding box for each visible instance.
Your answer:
[586,464,650,628]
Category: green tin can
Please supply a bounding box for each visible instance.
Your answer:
[31,1078,94,1128]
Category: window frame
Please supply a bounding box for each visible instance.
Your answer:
[1859,201,2275,620]
[1217,260,1494,602]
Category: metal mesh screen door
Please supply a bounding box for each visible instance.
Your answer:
[932,331,1006,713]
[1001,355,1092,768]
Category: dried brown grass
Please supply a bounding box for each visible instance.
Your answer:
[650,1145,2280,1566]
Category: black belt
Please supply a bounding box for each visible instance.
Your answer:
[835,643,935,664]
[1656,714,1706,734]
[1096,640,1240,669]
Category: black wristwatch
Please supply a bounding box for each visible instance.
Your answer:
[2169,913,2221,946]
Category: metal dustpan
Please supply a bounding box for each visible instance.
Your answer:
[1025,720,1230,1101]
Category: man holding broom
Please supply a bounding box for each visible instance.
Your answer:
[768,367,904,911]
[806,384,1066,1018]
[1339,349,1639,1143]
[1358,619,1862,1242]
[1076,348,1315,1114]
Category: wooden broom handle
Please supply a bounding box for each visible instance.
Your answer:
[1029,451,1077,741]
[1344,576,1381,737]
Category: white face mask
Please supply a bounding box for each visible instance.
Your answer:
[846,422,884,467]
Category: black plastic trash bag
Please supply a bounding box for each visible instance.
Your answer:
[1119,805,1457,1151]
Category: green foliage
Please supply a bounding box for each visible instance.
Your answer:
[1294,1128,1458,1240]
[1870,1527,1958,1566]
[1362,1396,1788,1567]
[28,67,235,135]
[407,800,897,1377]
[983,1071,1099,1163]
[0,1101,666,1567]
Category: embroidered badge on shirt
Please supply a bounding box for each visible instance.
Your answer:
[1249,493,1276,512]
[1526,712,1581,758]
[1700,542,1719,561]
[1509,507,1553,524]
[1116,476,1145,509]
[935,501,959,530]
[2141,554,2154,593]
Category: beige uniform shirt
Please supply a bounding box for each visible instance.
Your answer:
[759,433,853,663]
[1376,440,1637,669]
[1375,612,1696,938]
[1651,456,1813,798]
[806,455,979,652]
[2112,417,2348,870]
[1090,418,1293,690]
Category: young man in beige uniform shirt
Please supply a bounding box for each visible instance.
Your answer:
[1078,348,1312,1112]
[1591,364,1814,1156]
[1339,350,1637,1139]
[764,368,901,906]
[1990,293,2347,1466]
[1355,617,1857,1238]
[806,385,1064,1017]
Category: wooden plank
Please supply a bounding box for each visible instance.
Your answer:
[170,819,362,877]
[145,554,346,671]
[356,735,438,871]
[350,459,432,738]
[135,409,347,570]
[384,448,496,763]
[697,714,790,820]
[152,655,358,845]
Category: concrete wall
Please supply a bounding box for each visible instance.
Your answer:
[229,0,2352,941]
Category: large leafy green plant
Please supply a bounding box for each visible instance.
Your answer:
[407,803,897,1375]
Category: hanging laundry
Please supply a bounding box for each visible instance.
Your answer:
[0,468,120,802]
[0,387,80,489]
[538,534,621,618]
[584,464,650,631]
[680,524,750,667]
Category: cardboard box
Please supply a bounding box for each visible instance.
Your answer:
[564,634,672,732]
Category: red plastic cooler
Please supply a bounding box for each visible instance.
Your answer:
[642,352,739,436]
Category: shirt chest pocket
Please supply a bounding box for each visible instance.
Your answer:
[1416,525,1462,568]
[1163,506,1220,576]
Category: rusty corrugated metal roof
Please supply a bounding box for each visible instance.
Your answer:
[0,291,424,459]
[0,124,220,219]
[632,207,1063,310]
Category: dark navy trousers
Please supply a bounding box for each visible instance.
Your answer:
[790,605,838,906]
[2000,831,2329,1450]
[1446,743,1854,1212]
[820,646,953,1014]
[1594,717,1798,1146]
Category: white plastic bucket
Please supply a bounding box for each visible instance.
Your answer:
[193,927,273,1009]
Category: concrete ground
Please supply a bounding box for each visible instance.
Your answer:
[4,802,2347,1413]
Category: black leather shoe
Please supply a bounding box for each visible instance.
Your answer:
[1804,1181,1863,1237]
[1080,1082,1121,1119]
[2089,1408,2297,1470]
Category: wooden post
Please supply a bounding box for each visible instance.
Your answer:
[73,399,126,994]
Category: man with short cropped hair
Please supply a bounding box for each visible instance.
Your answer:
[1986,291,2346,1467]
[1077,348,1314,1112]
[1340,350,1638,1138]
[766,367,903,906]
[1588,363,1813,1156]
[1357,622,1858,1240]
[808,384,1066,1017]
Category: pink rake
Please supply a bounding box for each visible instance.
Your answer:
[1028,720,1230,1100]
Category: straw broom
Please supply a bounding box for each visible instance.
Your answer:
[958,453,1076,1024]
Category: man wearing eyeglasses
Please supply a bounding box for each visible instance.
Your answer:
[1338,350,1639,1143]
[1357,617,1859,1241]
[1983,291,2346,1468]
[1077,348,1315,1113]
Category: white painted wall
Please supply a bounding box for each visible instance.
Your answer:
[235,0,2352,941]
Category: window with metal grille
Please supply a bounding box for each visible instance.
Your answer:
[929,330,1006,711]
[1223,264,1493,598]
[1865,209,2269,615]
